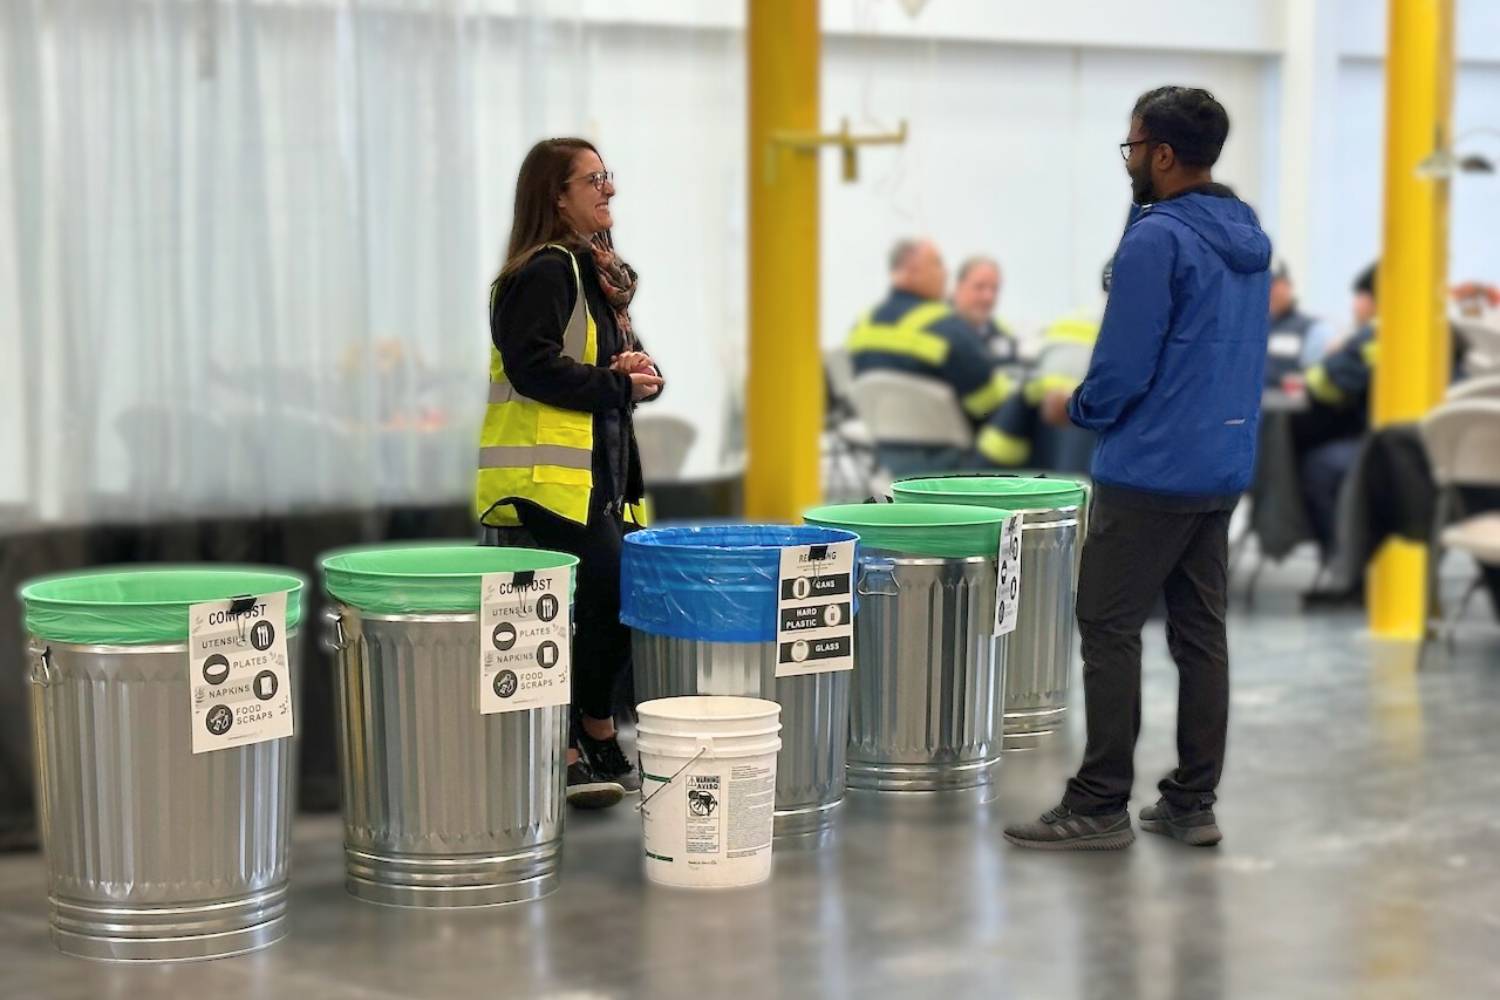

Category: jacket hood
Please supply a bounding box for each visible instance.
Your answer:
[1146,187,1272,275]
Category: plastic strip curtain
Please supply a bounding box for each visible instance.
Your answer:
[0,1,510,530]
[0,1,750,533]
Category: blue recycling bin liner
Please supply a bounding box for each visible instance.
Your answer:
[621,524,860,644]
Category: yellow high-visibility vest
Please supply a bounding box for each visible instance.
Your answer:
[846,301,954,366]
[475,245,647,528]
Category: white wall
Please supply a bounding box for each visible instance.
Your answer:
[821,35,1270,346]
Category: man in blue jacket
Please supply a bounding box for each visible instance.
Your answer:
[1005,86,1271,850]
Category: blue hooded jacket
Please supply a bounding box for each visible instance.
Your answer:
[1069,186,1272,504]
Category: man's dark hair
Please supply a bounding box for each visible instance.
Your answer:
[1353,261,1378,299]
[1132,86,1230,169]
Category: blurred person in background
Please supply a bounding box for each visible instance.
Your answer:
[1291,262,1379,602]
[476,137,663,809]
[1265,259,1336,387]
[846,238,1014,474]
[1006,86,1270,851]
[1308,279,1498,607]
[1453,280,1500,317]
[1452,280,1500,376]
[979,262,1108,470]
[951,255,1020,365]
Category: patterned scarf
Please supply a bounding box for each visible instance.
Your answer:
[588,230,639,350]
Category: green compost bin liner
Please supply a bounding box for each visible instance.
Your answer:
[320,543,578,616]
[891,475,1088,511]
[802,503,1013,559]
[20,567,306,647]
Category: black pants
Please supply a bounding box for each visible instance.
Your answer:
[1300,437,1363,556]
[1062,498,1232,816]
[1290,403,1367,556]
[482,493,631,728]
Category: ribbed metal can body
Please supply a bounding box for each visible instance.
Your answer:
[328,607,566,908]
[27,636,298,962]
[1003,507,1079,750]
[846,554,1006,792]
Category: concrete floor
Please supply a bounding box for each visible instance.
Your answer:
[3,556,1499,1000]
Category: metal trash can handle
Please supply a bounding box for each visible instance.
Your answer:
[321,608,348,653]
[857,559,901,597]
[26,642,57,688]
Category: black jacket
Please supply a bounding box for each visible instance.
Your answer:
[491,245,653,509]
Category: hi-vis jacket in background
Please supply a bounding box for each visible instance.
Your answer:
[977,311,1101,467]
[846,289,1016,426]
[1305,323,1378,411]
[476,243,650,528]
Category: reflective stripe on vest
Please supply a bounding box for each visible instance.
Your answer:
[1305,364,1344,406]
[962,369,1015,419]
[1043,313,1101,346]
[475,245,599,527]
[846,301,954,366]
[478,444,593,471]
[1024,372,1084,406]
[978,425,1030,466]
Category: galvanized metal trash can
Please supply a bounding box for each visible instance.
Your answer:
[20,567,306,962]
[622,525,860,835]
[320,544,577,907]
[804,504,1013,792]
[892,476,1088,749]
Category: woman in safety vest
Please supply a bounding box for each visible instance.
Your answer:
[477,138,663,809]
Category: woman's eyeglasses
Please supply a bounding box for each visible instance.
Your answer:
[567,170,615,191]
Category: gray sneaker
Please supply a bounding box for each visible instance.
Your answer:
[1003,805,1135,851]
[1139,798,1222,846]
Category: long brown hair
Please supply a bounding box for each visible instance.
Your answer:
[497,137,598,284]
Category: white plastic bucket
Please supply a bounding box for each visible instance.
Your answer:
[636,696,782,889]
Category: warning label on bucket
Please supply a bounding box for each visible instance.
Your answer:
[479,568,571,715]
[776,542,855,677]
[640,750,776,887]
[994,515,1023,636]
[685,774,721,854]
[188,591,293,754]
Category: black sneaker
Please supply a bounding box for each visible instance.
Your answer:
[577,730,642,794]
[1003,804,1135,851]
[566,759,624,810]
[1139,798,1222,846]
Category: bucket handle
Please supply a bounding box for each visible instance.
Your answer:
[26,641,57,688]
[857,558,901,597]
[634,742,711,813]
[321,608,348,653]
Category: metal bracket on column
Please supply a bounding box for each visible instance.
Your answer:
[768,117,908,183]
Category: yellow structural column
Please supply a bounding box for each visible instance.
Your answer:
[746,0,822,522]
[1370,0,1454,639]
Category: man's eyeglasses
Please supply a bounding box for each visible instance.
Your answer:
[1119,139,1149,161]
[567,170,614,191]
